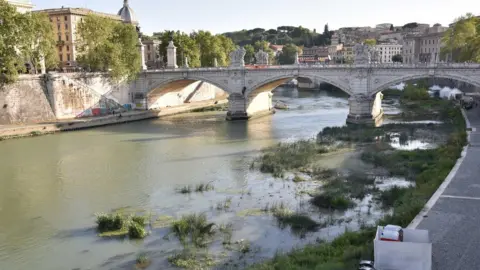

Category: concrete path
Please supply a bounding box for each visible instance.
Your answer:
[0,99,228,139]
[415,107,480,270]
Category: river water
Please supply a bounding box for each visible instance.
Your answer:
[0,87,356,270]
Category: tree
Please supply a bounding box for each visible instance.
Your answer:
[76,14,141,82]
[244,44,255,64]
[364,39,377,46]
[278,43,299,65]
[392,54,403,63]
[441,13,480,62]
[157,31,201,67]
[0,1,57,84]
[253,40,275,64]
[26,12,57,73]
[390,24,394,31]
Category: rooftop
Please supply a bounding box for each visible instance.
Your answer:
[34,7,121,21]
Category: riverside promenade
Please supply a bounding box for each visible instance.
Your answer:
[410,107,480,270]
[0,99,227,139]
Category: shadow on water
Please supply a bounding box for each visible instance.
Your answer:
[166,150,260,163]
[54,227,97,239]
[121,135,194,143]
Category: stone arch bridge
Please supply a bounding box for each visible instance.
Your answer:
[133,62,480,124]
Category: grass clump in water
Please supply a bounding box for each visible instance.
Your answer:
[195,182,214,192]
[95,213,148,239]
[216,197,233,211]
[177,183,214,194]
[135,253,151,269]
[170,213,216,250]
[376,186,410,209]
[95,213,126,233]
[310,191,355,211]
[169,213,217,268]
[276,213,320,236]
[258,140,333,178]
[128,222,147,239]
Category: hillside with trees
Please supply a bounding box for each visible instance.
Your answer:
[223,25,334,47]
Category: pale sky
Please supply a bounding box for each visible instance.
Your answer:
[34,0,480,35]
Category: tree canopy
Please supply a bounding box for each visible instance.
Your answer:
[441,13,480,62]
[0,1,57,84]
[76,14,141,82]
[223,24,333,48]
[392,54,403,63]
[278,44,299,65]
[364,39,377,46]
[154,30,235,67]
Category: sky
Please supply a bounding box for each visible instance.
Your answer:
[35,0,480,35]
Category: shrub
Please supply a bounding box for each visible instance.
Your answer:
[128,222,147,239]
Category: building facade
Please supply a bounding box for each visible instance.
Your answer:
[143,39,162,69]
[34,8,122,69]
[35,1,155,70]
[6,0,33,13]
[375,43,402,63]
[402,24,448,64]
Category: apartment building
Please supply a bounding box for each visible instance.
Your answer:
[402,24,447,64]
[34,8,122,68]
[375,43,403,63]
[6,0,33,13]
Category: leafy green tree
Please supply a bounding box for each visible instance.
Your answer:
[26,12,58,72]
[389,24,394,31]
[442,13,480,62]
[278,43,299,65]
[253,40,275,64]
[76,14,141,82]
[364,39,377,46]
[392,54,403,63]
[0,1,57,84]
[244,44,255,64]
[157,31,201,67]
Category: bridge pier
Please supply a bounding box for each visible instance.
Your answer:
[346,92,384,125]
[226,92,274,121]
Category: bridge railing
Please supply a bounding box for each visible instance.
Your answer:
[146,62,480,73]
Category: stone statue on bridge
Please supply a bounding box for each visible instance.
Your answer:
[229,47,246,68]
[255,50,269,65]
[353,43,372,65]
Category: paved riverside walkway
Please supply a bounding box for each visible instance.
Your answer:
[0,98,228,139]
[414,106,480,270]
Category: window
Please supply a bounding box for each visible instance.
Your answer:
[59,54,63,61]
[64,16,67,21]
[66,45,70,51]
[58,34,62,41]
[49,18,52,23]
[65,23,68,30]
[147,54,151,61]
[65,33,69,41]
[57,24,60,31]
[67,54,70,61]
[147,45,151,50]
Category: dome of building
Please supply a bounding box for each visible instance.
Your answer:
[433,23,441,27]
[118,0,138,25]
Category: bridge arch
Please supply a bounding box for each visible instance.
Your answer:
[247,74,353,97]
[371,73,480,96]
[146,76,230,109]
[244,74,352,117]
